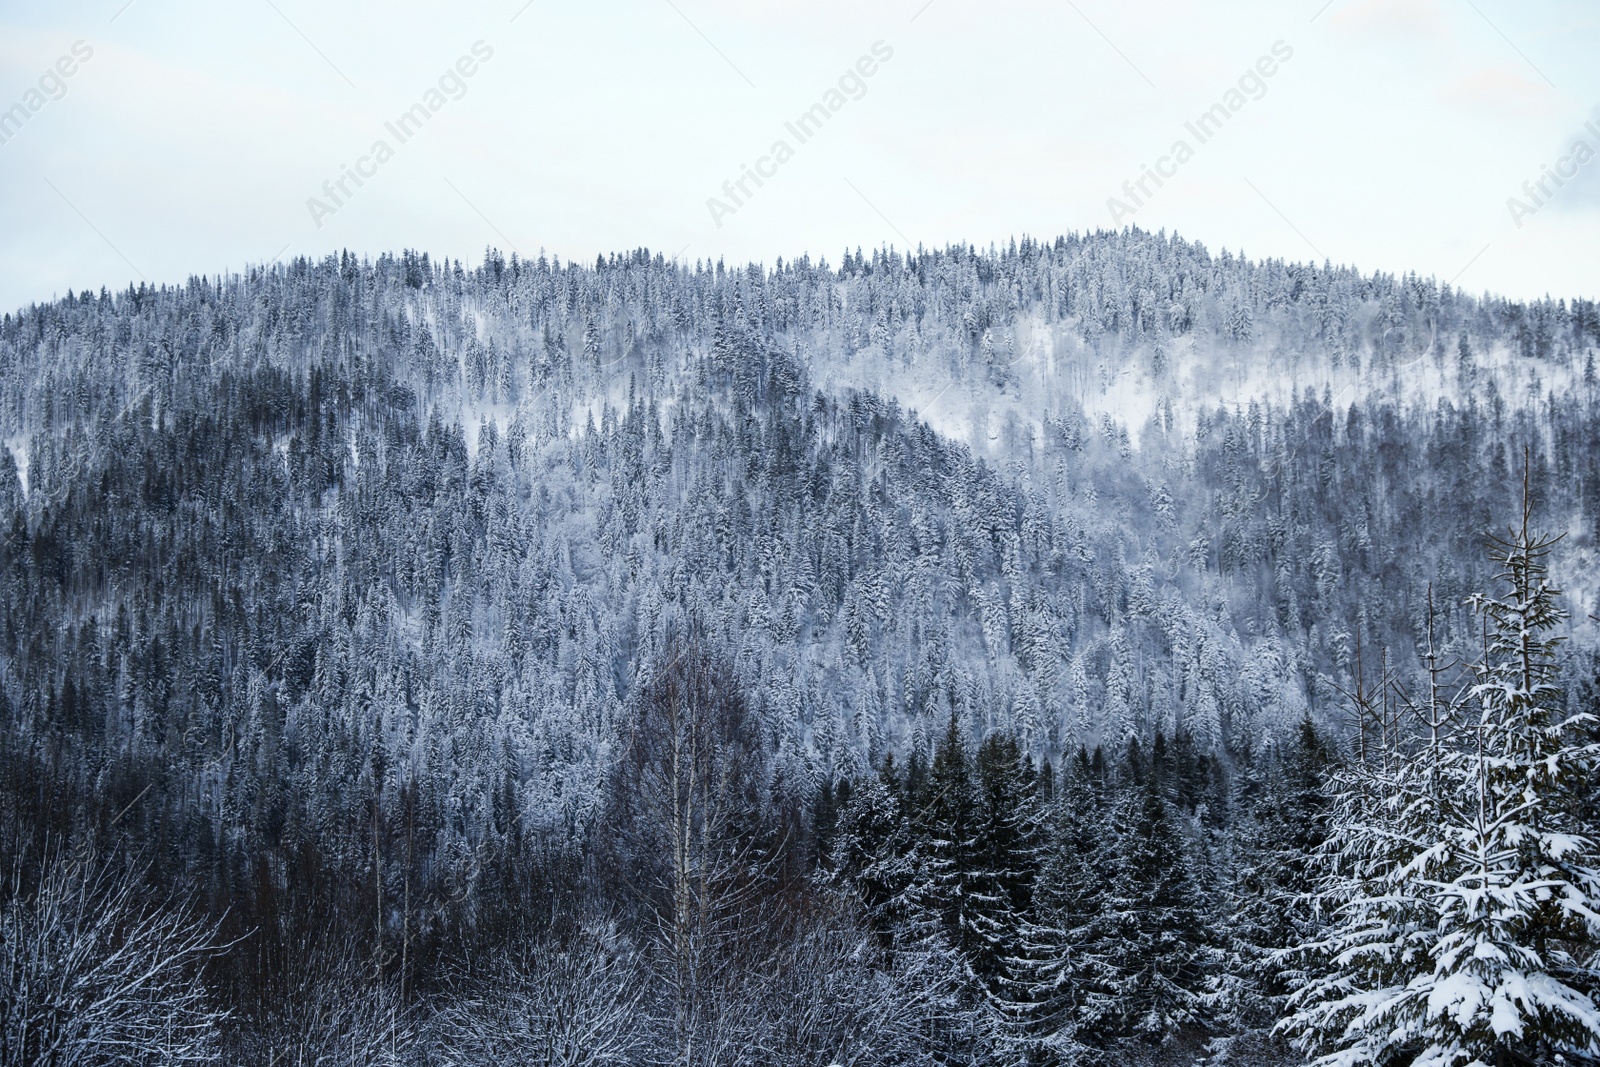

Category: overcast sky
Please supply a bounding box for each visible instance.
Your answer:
[2,0,1597,313]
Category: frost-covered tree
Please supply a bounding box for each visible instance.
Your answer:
[969,731,1041,1004]
[829,758,916,939]
[1221,716,1334,1037]
[1018,745,1114,1057]
[1082,759,1213,1047]
[608,640,785,1067]
[918,713,989,977]
[0,848,226,1067]
[1287,483,1600,1067]
[427,920,651,1067]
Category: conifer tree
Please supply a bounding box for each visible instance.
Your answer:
[1085,763,1211,1046]
[921,712,987,974]
[1020,745,1114,1057]
[1223,716,1334,1032]
[969,732,1041,1010]
[830,759,913,940]
[1288,477,1600,1067]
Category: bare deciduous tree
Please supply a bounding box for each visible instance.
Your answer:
[426,918,651,1067]
[610,640,785,1067]
[728,896,972,1067]
[0,846,225,1067]
[240,939,415,1067]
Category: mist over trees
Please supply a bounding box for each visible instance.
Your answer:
[1,230,1598,1063]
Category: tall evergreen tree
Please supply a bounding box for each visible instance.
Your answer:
[1020,745,1115,1058]
[1223,715,1334,1033]
[1082,765,1211,1047]
[921,712,987,974]
[969,732,1041,1010]
[830,759,913,941]
[1289,483,1600,1067]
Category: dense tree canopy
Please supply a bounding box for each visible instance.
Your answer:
[0,232,1597,1063]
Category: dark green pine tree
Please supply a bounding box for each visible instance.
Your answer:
[1018,745,1115,1058]
[1220,715,1334,1032]
[919,712,984,972]
[829,757,914,942]
[1082,742,1211,1048]
[969,732,1041,1008]
[812,776,841,870]
[902,744,931,813]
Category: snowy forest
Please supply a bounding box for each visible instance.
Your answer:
[1,228,1599,1065]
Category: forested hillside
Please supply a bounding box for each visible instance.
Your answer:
[1,230,1598,1065]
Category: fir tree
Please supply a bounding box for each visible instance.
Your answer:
[1020,745,1115,1058]
[1223,715,1334,1033]
[830,760,914,941]
[970,732,1041,1011]
[1289,480,1600,1067]
[921,712,987,975]
[1084,765,1211,1047]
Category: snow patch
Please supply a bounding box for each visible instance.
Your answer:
[4,437,27,497]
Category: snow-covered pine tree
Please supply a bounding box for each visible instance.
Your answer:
[1287,476,1600,1067]
[1426,487,1600,1065]
[829,757,915,940]
[1018,745,1115,1059]
[969,731,1042,1015]
[921,712,989,975]
[1076,742,1212,1052]
[1218,716,1334,1045]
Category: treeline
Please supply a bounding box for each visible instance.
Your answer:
[4,538,1599,1065]
[7,623,1594,1065]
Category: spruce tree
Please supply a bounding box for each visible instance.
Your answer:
[1020,745,1115,1057]
[1086,766,1211,1045]
[970,732,1041,1013]
[1223,716,1334,1032]
[1288,483,1600,1067]
[922,712,986,973]
[830,759,913,941]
